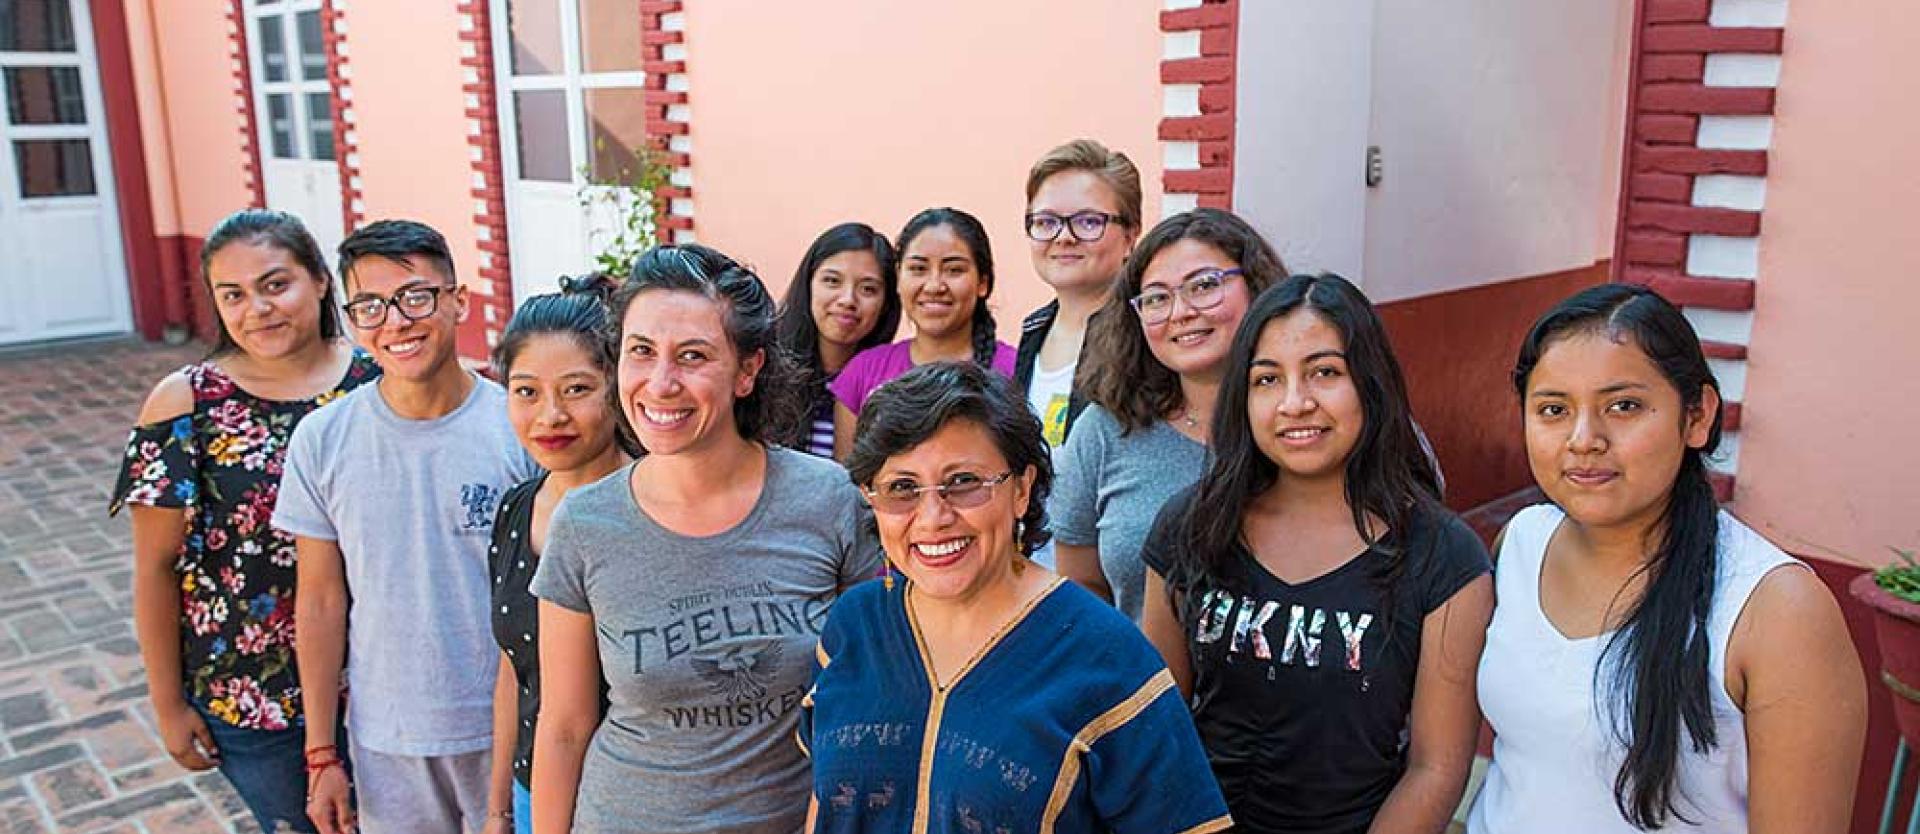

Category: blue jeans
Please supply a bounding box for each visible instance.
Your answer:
[193,700,350,834]
[512,779,532,834]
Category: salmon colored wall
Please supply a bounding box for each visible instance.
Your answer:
[338,1,485,293]
[682,1,1163,340]
[136,1,252,238]
[1733,1,1920,570]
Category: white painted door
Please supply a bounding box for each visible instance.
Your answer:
[0,0,132,346]
[492,0,652,302]
[244,0,343,258]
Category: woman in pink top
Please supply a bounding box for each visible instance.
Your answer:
[829,207,1015,459]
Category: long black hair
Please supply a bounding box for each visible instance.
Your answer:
[896,208,998,368]
[1513,283,1724,830]
[1079,208,1289,434]
[611,244,804,446]
[199,208,344,357]
[1171,273,1441,601]
[845,361,1053,557]
[493,273,639,457]
[774,223,902,428]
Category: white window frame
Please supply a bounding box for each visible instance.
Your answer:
[243,0,334,164]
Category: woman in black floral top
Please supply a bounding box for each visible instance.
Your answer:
[112,209,378,834]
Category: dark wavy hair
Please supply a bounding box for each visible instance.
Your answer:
[493,273,639,458]
[774,223,903,438]
[199,208,344,357]
[896,208,999,368]
[1079,208,1289,434]
[1513,283,1724,830]
[610,244,804,446]
[845,362,1053,557]
[1167,274,1442,609]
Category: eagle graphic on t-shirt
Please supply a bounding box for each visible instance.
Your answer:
[692,641,784,703]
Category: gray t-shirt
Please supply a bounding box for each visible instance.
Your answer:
[273,376,538,756]
[1048,405,1208,622]
[531,446,882,834]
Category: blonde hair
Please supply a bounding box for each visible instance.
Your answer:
[1024,139,1143,232]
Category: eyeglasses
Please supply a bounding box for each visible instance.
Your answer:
[864,471,1015,515]
[1129,268,1244,325]
[1025,210,1123,243]
[343,285,452,330]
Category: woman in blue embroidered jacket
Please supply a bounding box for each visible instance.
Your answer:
[802,361,1230,834]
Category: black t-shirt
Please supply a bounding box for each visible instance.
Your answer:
[490,476,546,787]
[1141,487,1490,834]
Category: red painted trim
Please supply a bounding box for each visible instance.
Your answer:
[225,0,267,208]
[1627,201,1762,236]
[1158,0,1239,209]
[88,0,166,340]
[319,0,363,233]
[455,0,514,359]
[1611,0,1652,285]
[640,2,691,238]
[1621,268,1756,309]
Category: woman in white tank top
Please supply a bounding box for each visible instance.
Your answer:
[1468,285,1865,834]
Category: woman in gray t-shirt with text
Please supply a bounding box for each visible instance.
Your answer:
[529,245,882,834]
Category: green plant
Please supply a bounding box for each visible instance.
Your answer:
[1876,547,1920,604]
[577,138,673,277]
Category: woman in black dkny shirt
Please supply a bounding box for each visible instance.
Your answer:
[1140,274,1492,834]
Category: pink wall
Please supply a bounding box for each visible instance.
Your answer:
[131,1,252,238]
[681,1,1164,339]
[1734,1,1920,570]
[339,1,485,293]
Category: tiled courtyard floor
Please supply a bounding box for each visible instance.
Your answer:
[0,338,254,834]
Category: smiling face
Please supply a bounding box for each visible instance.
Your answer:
[1246,308,1365,484]
[343,256,466,383]
[617,289,764,457]
[809,249,888,354]
[898,224,989,340]
[1028,170,1135,298]
[867,419,1033,605]
[1523,330,1717,532]
[206,240,331,360]
[1137,239,1252,380]
[506,333,620,474]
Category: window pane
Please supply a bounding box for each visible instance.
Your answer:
[306,92,334,161]
[14,139,93,197]
[577,0,641,73]
[266,93,294,159]
[584,88,648,182]
[0,0,77,52]
[514,90,570,182]
[5,67,86,125]
[507,0,563,76]
[297,11,327,82]
[256,15,288,83]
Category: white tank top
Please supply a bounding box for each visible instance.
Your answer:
[1466,503,1802,834]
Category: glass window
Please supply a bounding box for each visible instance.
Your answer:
[256,15,288,83]
[266,93,294,159]
[514,90,570,182]
[0,0,77,52]
[577,0,641,73]
[296,10,327,82]
[305,92,334,160]
[4,66,86,125]
[583,88,648,182]
[507,0,564,77]
[14,138,93,197]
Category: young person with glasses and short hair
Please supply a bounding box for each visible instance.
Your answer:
[113,208,378,834]
[1049,209,1286,621]
[274,220,538,834]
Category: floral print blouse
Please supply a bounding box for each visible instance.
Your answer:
[109,352,379,730]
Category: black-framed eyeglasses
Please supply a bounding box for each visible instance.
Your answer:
[343,285,452,330]
[1025,210,1123,243]
[864,470,1015,515]
[1129,267,1244,325]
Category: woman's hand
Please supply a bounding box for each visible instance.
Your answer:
[305,765,356,834]
[152,698,219,770]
